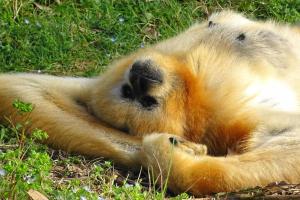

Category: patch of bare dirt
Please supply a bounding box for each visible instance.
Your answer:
[205,182,300,200]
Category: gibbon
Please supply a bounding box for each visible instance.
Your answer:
[1,11,300,195]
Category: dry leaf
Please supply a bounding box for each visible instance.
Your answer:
[33,3,52,12]
[27,189,48,200]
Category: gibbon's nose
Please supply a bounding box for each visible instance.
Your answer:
[129,60,163,95]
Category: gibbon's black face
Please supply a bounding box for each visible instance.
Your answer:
[120,59,163,110]
[91,51,191,137]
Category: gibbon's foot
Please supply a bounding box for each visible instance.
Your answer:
[142,131,300,196]
[141,133,208,194]
[142,134,207,167]
[168,136,207,156]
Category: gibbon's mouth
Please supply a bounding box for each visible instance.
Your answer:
[130,60,163,85]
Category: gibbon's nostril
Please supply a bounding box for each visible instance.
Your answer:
[129,60,163,95]
[169,137,178,145]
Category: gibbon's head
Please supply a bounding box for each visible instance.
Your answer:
[88,11,258,141]
[91,50,212,141]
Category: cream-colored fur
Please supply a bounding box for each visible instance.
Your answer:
[1,11,300,195]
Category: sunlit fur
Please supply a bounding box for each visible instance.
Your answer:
[1,11,300,195]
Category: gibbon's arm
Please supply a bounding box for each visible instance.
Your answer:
[0,74,142,166]
[142,112,300,195]
[142,132,300,195]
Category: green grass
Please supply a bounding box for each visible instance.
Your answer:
[0,0,299,199]
[1,0,299,75]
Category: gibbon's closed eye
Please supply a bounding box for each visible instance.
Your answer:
[139,95,158,109]
[121,84,134,100]
[121,84,158,109]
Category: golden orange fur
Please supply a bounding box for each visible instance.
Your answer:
[1,11,300,195]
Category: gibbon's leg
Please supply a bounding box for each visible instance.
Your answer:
[142,112,300,195]
[0,74,142,166]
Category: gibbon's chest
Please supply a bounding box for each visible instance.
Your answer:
[244,79,299,112]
